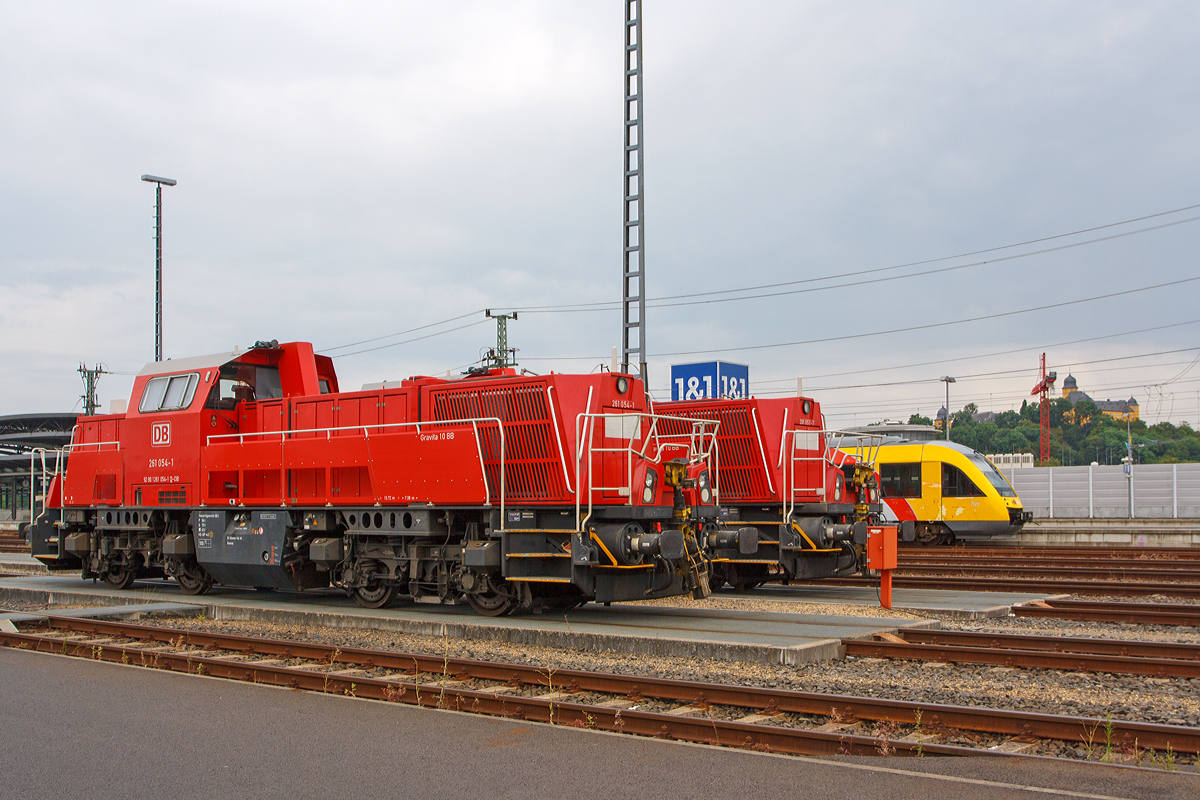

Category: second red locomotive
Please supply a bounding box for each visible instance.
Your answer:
[655,395,883,589]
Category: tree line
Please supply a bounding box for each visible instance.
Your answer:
[906,398,1200,466]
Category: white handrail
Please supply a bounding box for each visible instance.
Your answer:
[573,411,719,532]
[781,428,884,521]
[751,406,775,495]
[546,386,574,494]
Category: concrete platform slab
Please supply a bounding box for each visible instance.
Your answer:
[0,601,204,624]
[0,574,938,666]
[0,553,48,575]
[722,584,1063,618]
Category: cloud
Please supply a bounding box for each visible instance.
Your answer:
[1,1,1198,427]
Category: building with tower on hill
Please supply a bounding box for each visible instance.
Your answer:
[1060,374,1139,422]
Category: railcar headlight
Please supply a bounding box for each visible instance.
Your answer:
[697,470,711,504]
[642,469,657,503]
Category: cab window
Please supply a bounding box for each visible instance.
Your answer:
[942,462,985,498]
[966,452,1018,497]
[139,373,200,412]
[880,462,921,498]
[204,364,283,410]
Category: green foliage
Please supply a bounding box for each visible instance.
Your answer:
[901,401,1200,465]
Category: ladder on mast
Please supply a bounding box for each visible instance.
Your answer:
[621,0,647,382]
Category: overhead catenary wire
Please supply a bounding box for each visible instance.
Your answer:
[508,212,1200,314]
[313,204,1200,359]
[318,309,486,354]
[654,276,1200,358]
[328,319,491,358]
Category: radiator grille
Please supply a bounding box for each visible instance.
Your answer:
[428,381,566,501]
[657,404,770,501]
[158,489,187,505]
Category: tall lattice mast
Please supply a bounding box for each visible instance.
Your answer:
[621,0,646,382]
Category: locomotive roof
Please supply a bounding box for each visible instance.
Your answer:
[137,350,241,376]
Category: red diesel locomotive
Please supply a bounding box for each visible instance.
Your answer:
[31,341,722,615]
[655,396,888,589]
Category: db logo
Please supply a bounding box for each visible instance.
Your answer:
[151,421,171,447]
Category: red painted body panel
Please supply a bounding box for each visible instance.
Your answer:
[61,342,659,511]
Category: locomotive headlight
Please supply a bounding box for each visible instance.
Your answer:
[697,470,711,504]
[642,469,657,503]
[833,473,844,502]
[616,376,629,394]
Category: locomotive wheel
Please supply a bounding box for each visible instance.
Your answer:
[464,590,514,617]
[353,582,397,609]
[103,567,136,591]
[176,566,214,596]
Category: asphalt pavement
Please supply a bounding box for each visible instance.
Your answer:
[2,648,1195,800]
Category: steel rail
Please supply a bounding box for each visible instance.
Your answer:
[813,575,1200,598]
[893,565,1200,581]
[843,635,1200,679]
[899,556,1200,570]
[898,629,1200,661]
[1012,601,1200,627]
[4,614,1198,754]
[900,546,1200,558]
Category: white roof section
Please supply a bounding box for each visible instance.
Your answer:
[137,350,241,377]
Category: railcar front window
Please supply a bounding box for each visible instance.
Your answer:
[966,453,1018,497]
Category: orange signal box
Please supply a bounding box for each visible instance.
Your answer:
[866,525,898,609]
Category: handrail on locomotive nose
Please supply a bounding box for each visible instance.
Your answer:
[573,411,719,533]
[781,428,884,522]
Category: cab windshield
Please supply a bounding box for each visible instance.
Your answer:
[204,363,282,410]
[967,452,1018,497]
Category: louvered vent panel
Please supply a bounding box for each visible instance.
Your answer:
[428,382,565,501]
[656,404,771,501]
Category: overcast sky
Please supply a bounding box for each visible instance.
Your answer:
[2,1,1198,427]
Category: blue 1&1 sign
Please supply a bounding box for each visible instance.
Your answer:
[671,361,749,400]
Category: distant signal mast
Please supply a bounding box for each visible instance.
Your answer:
[1030,353,1057,464]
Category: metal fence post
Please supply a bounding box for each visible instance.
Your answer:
[1130,466,1136,520]
[1174,463,1179,519]
[1088,464,1093,519]
[1048,467,1054,520]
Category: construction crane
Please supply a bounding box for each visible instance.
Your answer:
[1030,353,1057,464]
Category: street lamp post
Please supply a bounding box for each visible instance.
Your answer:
[939,376,956,440]
[141,174,177,363]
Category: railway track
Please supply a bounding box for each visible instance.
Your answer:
[2,614,1197,760]
[901,546,1200,559]
[900,546,1200,561]
[816,575,1200,598]
[843,629,1200,678]
[894,564,1200,582]
[1013,600,1200,627]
